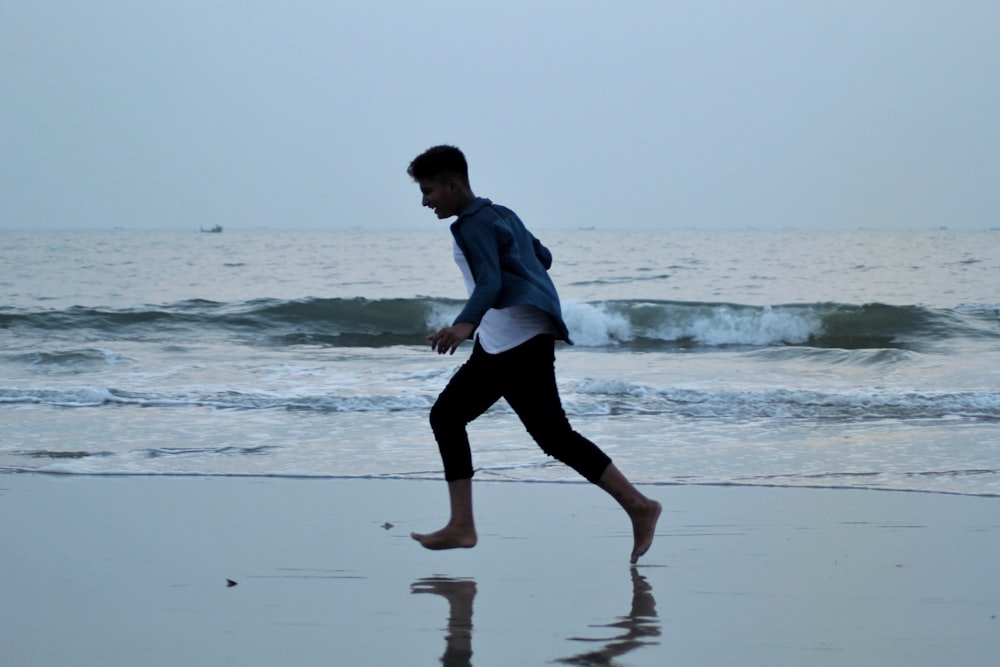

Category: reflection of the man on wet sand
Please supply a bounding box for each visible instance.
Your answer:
[412,569,659,666]
[411,576,477,667]
[554,567,661,666]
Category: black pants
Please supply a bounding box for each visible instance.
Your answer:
[429,335,612,483]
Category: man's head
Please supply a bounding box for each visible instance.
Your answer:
[407,145,469,183]
[408,145,475,219]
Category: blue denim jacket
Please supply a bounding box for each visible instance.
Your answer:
[450,198,572,344]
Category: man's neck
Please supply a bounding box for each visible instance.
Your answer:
[452,188,476,215]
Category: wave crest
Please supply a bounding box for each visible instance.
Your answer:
[3,298,996,350]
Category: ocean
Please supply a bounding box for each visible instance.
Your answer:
[2,228,999,496]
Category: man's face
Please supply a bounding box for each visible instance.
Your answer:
[418,177,461,219]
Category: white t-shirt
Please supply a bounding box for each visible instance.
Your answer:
[453,240,555,353]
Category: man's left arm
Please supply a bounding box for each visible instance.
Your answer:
[453,222,504,326]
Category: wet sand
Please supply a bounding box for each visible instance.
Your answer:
[1,474,998,665]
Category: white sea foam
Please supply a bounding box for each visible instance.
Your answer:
[562,301,633,346]
[670,305,821,346]
[563,300,824,347]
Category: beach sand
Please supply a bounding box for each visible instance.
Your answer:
[1,474,998,666]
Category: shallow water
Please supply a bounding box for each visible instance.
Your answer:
[2,228,999,494]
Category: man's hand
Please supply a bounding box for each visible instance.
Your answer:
[427,322,476,355]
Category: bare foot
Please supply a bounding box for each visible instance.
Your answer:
[411,524,478,551]
[629,500,662,564]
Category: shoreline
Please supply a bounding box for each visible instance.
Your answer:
[7,468,1000,499]
[2,473,998,665]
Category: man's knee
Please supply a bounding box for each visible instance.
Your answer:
[429,400,463,438]
[522,412,572,447]
[526,423,574,459]
[529,429,610,479]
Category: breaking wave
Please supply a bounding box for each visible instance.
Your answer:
[2,298,997,350]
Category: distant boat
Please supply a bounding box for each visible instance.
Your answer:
[200,225,223,233]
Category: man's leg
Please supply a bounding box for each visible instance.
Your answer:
[412,343,500,551]
[500,336,611,482]
[597,463,662,564]
[411,477,477,550]
[503,336,662,563]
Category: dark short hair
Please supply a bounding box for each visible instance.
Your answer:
[407,145,469,182]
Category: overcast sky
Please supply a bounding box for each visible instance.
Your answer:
[2,1,998,231]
